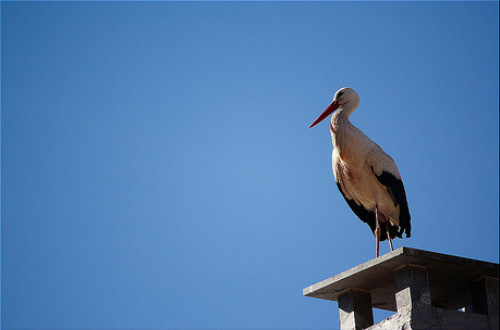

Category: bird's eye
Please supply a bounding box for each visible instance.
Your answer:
[337,92,344,99]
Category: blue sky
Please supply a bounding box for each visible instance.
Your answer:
[1,1,498,329]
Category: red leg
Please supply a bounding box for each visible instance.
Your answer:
[385,219,394,251]
[375,204,381,257]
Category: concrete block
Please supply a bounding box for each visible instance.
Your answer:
[304,247,499,330]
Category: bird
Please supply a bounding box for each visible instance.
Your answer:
[309,87,411,257]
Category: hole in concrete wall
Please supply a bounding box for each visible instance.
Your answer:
[373,308,396,324]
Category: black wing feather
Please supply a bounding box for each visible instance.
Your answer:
[370,167,412,238]
[335,182,400,241]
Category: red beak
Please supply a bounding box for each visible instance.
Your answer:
[309,101,340,128]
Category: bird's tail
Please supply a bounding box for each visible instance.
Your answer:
[378,221,411,242]
[378,221,406,241]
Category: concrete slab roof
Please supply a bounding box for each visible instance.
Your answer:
[303,247,499,312]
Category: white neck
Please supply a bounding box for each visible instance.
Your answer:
[330,100,359,147]
[338,98,359,118]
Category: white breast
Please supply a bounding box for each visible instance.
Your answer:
[331,120,402,225]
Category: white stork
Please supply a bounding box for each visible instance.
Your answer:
[309,87,411,257]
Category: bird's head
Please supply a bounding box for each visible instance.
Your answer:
[309,87,359,128]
